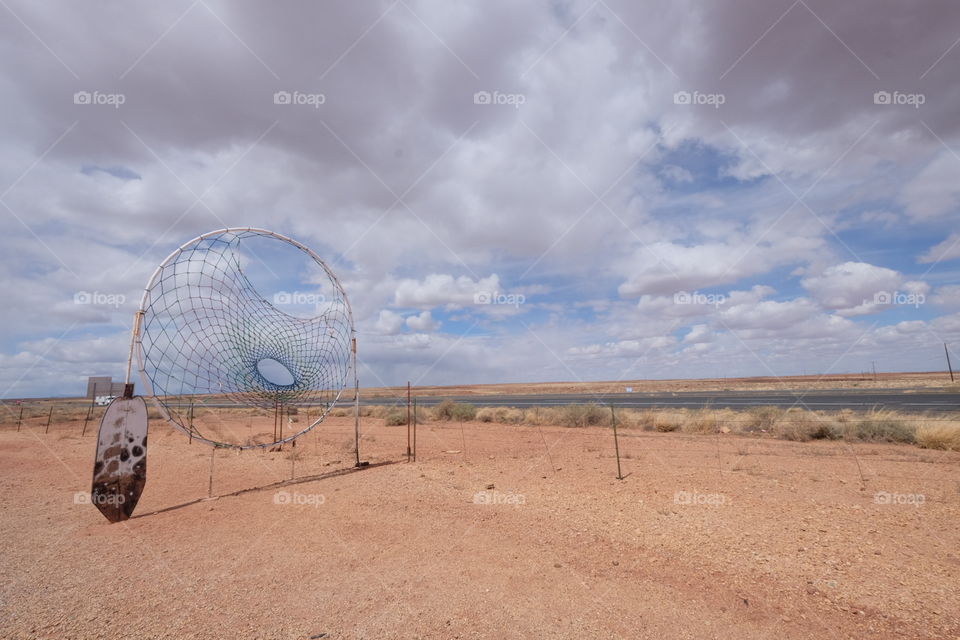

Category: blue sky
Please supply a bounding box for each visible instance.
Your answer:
[1,0,959,398]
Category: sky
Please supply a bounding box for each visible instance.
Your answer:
[1,0,960,398]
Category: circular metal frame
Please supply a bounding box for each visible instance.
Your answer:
[131,228,357,450]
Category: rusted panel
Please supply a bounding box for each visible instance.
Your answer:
[91,396,148,522]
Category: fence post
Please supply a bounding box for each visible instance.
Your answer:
[81,399,94,436]
[611,404,623,480]
[45,405,53,434]
[406,381,411,462]
[16,405,23,432]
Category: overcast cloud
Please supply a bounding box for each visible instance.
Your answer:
[1,0,959,397]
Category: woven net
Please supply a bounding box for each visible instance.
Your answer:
[136,229,353,448]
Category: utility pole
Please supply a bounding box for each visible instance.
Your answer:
[946,343,955,383]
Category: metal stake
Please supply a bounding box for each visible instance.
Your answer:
[611,404,623,480]
[208,446,216,498]
[406,381,412,462]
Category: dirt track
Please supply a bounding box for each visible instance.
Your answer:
[1,415,959,639]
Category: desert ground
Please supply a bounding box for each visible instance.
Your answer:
[2,405,959,640]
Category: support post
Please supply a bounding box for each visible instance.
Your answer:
[353,337,361,467]
[81,399,94,436]
[208,446,216,498]
[45,405,53,434]
[278,404,284,450]
[412,399,417,462]
[272,399,278,442]
[16,405,23,432]
[406,381,411,462]
[189,400,195,445]
[611,404,623,480]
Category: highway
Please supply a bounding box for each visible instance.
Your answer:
[362,389,960,412]
[107,388,960,413]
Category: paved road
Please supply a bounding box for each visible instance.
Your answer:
[365,390,960,412]
[112,388,959,412]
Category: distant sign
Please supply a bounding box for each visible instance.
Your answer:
[625,387,633,393]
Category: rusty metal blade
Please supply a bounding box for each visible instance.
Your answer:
[91,396,148,522]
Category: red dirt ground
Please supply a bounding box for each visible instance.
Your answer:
[1,415,959,639]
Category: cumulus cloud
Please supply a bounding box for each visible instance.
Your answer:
[394,274,501,309]
[618,229,826,298]
[374,309,405,335]
[405,310,440,332]
[801,262,904,316]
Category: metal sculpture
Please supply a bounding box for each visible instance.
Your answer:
[92,228,358,522]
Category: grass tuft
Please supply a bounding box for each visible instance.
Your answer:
[916,422,960,450]
[854,411,916,443]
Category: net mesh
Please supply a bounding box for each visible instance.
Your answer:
[137,229,353,448]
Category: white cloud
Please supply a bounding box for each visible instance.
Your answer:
[394,274,501,309]
[405,310,440,332]
[918,233,960,264]
[683,324,714,344]
[931,285,960,308]
[374,310,405,335]
[660,164,693,183]
[900,152,960,220]
[618,230,825,298]
[801,262,907,317]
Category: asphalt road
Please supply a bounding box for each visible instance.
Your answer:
[66,388,955,413]
[365,390,960,412]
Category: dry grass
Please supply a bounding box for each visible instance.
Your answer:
[851,410,917,443]
[383,409,407,426]
[433,400,476,422]
[477,407,525,424]
[770,409,842,441]
[357,371,956,399]
[7,396,958,452]
[916,422,960,451]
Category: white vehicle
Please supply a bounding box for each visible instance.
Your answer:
[95,395,116,406]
